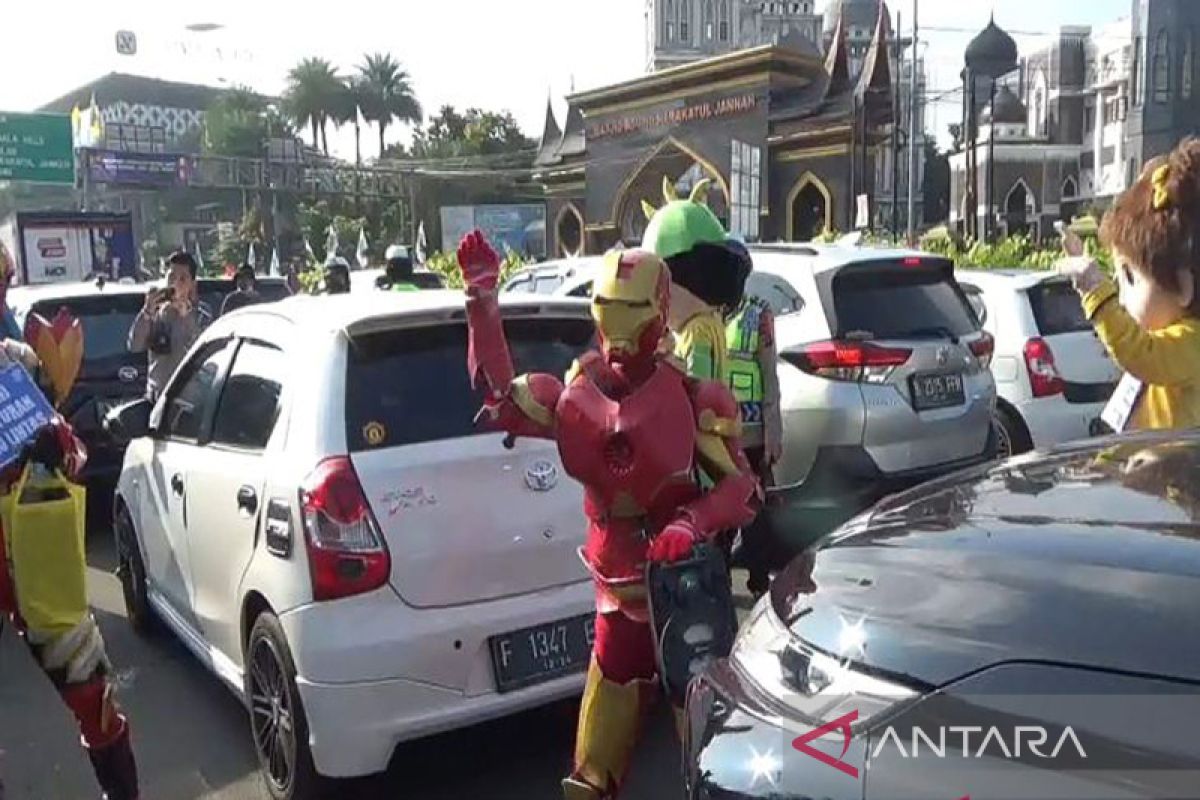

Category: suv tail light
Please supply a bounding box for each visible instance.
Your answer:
[1023,337,1064,398]
[300,457,390,602]
[782,340,912,384]
[969,331,995,369]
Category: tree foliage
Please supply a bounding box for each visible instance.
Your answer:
[410,106,533,159]
[283,58,345,155]
[356,54,422,159]
[203,86,290,158]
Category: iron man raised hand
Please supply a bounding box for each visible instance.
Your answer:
[457,230,758,800]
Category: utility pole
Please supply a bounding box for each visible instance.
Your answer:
[906,0,919,243]
[892,10,902,240]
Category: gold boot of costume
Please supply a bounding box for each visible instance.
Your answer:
[564,657,655,799]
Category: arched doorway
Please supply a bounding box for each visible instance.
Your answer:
[786,173,832,241]
[1004,180,1035,237]
[556,203,584,257]
[611,137,730,245]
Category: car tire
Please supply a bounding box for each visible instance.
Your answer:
[993,404,1033,460]
[245,613,322,800]
[114,502,157,636]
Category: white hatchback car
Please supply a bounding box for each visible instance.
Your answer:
[110,291,596,799]
[957,270,1120,456]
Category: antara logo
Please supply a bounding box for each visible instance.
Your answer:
[791,710,860,778]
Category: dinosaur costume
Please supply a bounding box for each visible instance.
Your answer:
[641,178,752,383]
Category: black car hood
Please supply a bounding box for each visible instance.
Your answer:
[773,432,1200,688]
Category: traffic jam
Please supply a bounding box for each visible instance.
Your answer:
[2,162,1200,800]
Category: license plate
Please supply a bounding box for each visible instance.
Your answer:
[489,614,594,693]
[910,372,965,411]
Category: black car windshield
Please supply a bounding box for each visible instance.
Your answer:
[832,261,979,339]
[31,294,145,361]
[1028,280,1091,335]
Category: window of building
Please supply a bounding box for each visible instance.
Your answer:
[1153,29,1171,103]
[664,0,675,41]
[730,139,761,240]
[704,0,714,39]
[719,0,731,41]
[1132,36,1144,106]
[1183,30,1194,99]
[1084,105,1095,133]
[678,0,690,41]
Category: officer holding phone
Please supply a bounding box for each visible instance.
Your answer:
[127,251,212,400]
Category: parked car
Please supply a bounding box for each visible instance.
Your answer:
[747,243,997,553]
[7,279,149,488]
[958,270,1120,457]
[503,258,601,296]
[109,290,597,799]
[686,430,1200,800]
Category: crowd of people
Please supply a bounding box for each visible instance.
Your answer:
[2,136,1200,800]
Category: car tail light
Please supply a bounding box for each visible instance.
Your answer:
[782,340,912,384]
[1023,337,1064,398]
[902,256,923,267]
[300,457,390,602]
[969,331,995,369]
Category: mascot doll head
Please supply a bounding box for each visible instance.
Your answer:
[641,177,751,330]
[590,248,671,374]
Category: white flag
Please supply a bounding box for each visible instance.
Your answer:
[304,238,317,265]
[356,227,369,269]
[270,246,282,277]
[416,222,428,264]
[247,241,257,270]
[325,225,339,262]
[193,241,205,272]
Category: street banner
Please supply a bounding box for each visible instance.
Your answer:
[86,150,189,188]
[356,228,369,269]
[270,246,281,277]
[0,364,56,471]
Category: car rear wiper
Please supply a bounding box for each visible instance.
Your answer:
[902,326,960,344]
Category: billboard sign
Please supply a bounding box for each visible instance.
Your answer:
[440,204,546,259]
[0,112,74,185]
[16,212,137,284]
[86,150,190,188]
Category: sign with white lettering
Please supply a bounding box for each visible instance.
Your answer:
[587,94,760,140]
[0,365,55,470]
[0,113,74,185]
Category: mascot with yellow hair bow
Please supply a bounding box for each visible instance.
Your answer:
[0,250,140,800]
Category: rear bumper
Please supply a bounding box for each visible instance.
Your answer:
[1014,395,1106,449]
[278,580,594,777]
[764,430,996,554]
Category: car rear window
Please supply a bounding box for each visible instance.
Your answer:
[345,316,595,450]
[32,294,145,361]
[1027,281,1090,335]
[831,262,979,339]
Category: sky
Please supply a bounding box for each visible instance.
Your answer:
[0,0,1134,158]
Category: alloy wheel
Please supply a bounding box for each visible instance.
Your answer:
[249,636,297,793]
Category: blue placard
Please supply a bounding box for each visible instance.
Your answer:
[0,364,55,470]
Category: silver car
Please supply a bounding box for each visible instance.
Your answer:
[750,243,997,552]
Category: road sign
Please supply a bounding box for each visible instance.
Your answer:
[0,113,74,185]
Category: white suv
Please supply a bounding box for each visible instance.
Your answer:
[958,270,1119,456]
[110,291,596,799]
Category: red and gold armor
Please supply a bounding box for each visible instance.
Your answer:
[458,233,758,799]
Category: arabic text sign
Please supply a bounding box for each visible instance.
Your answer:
[0,365,55,470]
[0,113,74,185]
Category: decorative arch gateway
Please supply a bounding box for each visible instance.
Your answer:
[555,202,586,257]
[1004,178,1038,237]
[786,171,833,241]
[610,136,731,245]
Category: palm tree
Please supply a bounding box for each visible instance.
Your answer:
[355,53,422,158]
[283,57,343,155]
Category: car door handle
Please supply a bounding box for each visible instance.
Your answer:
[237,485,259,516]
[171,473,185,497]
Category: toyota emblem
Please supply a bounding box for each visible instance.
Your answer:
[118,366,139,383]
[525,460,559,492]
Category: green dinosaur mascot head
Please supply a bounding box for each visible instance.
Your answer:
[641,176,750,311]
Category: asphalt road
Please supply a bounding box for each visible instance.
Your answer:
[0,527,690,800]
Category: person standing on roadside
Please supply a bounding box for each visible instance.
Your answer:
[379,244,419,291]
[220,263,262,315]
[127,251,212,400]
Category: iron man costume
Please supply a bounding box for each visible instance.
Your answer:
[456,231,759,799]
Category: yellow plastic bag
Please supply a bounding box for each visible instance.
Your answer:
[0,463,88,637]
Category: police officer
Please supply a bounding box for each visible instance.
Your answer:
[724,241,782,598]
[324,256,351,295]
[379,244,419,292]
